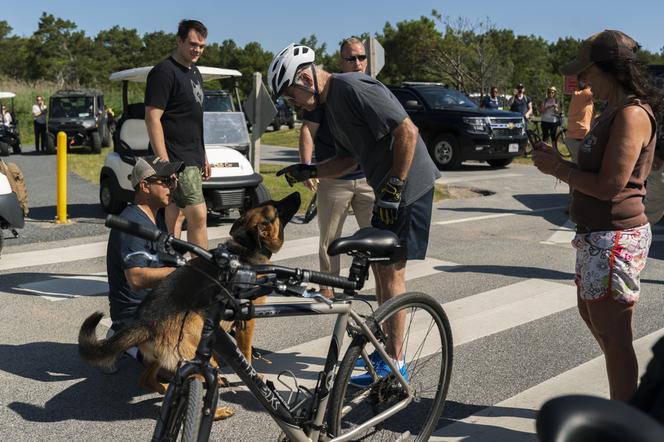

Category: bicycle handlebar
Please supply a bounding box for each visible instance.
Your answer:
[105,215,357,293]
[105,215,213,261]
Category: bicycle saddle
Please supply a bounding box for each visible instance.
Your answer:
[327,227,399,258]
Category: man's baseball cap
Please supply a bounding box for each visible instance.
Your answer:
[516,83,525,89]
[560,30,639,75]
[129,155,184,188]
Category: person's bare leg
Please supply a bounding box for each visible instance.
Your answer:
[183,203,208,249]
[577,295,605,353]
[372,261,407,360]
[586,298,637,401]
[166,203,185,238]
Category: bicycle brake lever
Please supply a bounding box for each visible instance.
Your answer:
[302,289,334,307]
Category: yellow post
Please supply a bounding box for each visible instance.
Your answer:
[55,131,69,224]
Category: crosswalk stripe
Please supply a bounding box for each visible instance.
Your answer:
[0,224,234,272]
[437,173,524,185]
[434,206,566,226]
[430,328,664,441]
[540,219,575,245]
[231,278,575,394]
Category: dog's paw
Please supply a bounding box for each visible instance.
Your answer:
[214,406,235,421]
[217,375,230,388]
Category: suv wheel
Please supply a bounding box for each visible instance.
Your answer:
[46,133,56,154]
[0,141,9,157]
[487,158,513,168]
[102,125,111,147]
[100,176,127,214]
[430,133,462,170]
[272,123,281,131]
[91,131,102,154]
[288,119,295,130]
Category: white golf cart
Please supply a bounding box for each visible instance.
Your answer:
[99,66,270,216]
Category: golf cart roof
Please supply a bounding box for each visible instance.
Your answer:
[109,66,242,83]
[0,92,16,99]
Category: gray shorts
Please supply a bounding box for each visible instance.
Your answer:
[371,187,434,260]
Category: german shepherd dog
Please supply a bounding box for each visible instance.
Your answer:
[78,192,300,419]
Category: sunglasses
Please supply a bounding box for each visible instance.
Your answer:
[281,83,313,104]
[146,176,176,187]
[343,55,367,62]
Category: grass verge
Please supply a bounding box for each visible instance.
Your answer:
[260,128,300,147]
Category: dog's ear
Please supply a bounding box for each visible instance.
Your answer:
[230,215,261,250]
[274,192,301,226]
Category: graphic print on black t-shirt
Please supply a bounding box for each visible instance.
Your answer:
[145,57,205,167]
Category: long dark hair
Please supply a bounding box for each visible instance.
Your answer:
[595,57,664,127]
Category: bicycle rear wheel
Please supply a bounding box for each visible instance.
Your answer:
[153,375,205,442]
[327,292,453,441]
[555,130,571,158]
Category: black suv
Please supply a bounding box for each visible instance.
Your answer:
[388,83,527,169]
[47,90,110,154]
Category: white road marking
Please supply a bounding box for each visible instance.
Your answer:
[0,224,233,272]
[233,278,576,393]
[437,173,524,185]
[431,328,664,441]
[15,274,109,301]
[540,219,575,245]
[435,206,566,226]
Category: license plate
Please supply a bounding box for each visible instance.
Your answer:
[508,143,519,153]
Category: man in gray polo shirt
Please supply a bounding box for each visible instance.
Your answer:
[270,44,440,387]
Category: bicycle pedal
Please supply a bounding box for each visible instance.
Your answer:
[252,349,272,364]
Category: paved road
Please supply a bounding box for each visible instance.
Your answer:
[1,153,664,441]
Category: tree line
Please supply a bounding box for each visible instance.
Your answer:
[1,11,663,106]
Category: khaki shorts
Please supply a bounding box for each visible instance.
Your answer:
[572,224,652,305]
[172,165,205,208]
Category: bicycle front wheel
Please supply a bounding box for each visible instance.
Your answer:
[555,130,571,158]
[328,292,453,441]
[153,375,205,442]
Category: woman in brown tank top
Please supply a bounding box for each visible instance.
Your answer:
[533,30,663,402]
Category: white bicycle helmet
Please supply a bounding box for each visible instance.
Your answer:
[268,43,315,98]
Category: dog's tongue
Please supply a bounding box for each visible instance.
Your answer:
[275,192,301,226]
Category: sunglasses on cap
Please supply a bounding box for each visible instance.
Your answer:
[343,55,367,62]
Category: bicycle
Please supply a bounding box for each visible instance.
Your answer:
[526,118,570,158]
[303,191,317,224]
[105,215,453,442]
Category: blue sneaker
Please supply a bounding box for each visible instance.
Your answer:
[350,359,409,388]
[354,350,382,370]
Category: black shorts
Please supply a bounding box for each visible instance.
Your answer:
[371,187,434,260]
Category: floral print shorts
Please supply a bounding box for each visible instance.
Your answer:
[572,224,651,304]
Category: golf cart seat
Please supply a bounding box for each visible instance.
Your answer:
[118,119,149,161]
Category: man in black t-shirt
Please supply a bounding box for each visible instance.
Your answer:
[298,37,374,299]
[145,19,210,250]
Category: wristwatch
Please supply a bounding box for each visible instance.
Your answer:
[387,176,405,187]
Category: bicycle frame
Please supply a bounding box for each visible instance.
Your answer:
[209,298,414,442]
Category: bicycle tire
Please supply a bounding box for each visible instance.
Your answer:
[181,377,204,442]
[327,292,453,441]
[555,130,571,158]
[153,376,204,442]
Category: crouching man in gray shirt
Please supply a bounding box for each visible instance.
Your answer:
[270,44,440,387]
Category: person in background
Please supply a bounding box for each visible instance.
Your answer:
[510,83,533,119]
[298,37,374,299]
[1,105,12,126]
[565,81,594,163]
[480,86,501,109]
[540,86,562,151]
[533,30,661,401]
[32,96,47,153]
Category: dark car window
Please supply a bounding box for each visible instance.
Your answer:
[204,94,234,112]
[417,87,478,109]
[50,97,95,118]
[392,90,420,107]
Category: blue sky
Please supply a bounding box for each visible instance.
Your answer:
[3,0,662,54]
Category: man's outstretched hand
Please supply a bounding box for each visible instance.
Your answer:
[276,163,318,187]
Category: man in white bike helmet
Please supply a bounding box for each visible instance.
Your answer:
[271,43,441,388]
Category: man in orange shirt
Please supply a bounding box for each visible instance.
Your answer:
[565,81,594,163]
